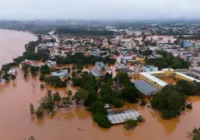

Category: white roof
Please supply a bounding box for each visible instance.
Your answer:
[176,72,200,82]
[140,72,168,87]
[107,109,140,124]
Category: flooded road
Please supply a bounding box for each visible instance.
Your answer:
[0,29,37,67]
[0,29,200,140]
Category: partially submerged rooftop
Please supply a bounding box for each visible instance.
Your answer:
[107,109,140,124]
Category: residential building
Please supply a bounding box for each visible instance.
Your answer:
[51,70,68,79]
[46,60,57,68]
[90,62,112,77]
[8,68,17,75]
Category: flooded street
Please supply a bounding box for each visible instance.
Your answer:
[0,29,200,140]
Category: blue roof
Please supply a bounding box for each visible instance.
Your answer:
[134,80,159,96]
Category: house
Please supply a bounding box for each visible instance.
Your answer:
[121,55,134,63]
[90,62,112,77]
[115,62,129,70]
[20,59,35,68]
[46,60,57,68]
[8,68,17,75]
[51,70,68,79]
[142,66,158,72]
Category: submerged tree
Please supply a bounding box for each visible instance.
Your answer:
[29,103,35,114]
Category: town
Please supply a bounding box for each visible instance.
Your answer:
[1,21,200,137]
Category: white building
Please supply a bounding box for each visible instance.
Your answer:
[90,62,112,77]
[46,60,57,68]
[8,68,17,75]
[115,62,129,70]
[51,70,68,79]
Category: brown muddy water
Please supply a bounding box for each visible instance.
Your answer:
[0,30,200,140]
[0,29,37,67]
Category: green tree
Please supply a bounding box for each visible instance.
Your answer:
[113,99,124,108]
[45,76,62,87]
[121,86,140,103]
[40,65,51,74]
[75,88,89,104]
[11,75,16,81]
[151,86,183,119]
[115,72,130,83]
[93,113,111,128]
[36,107,44,118]
[53,92,61,102]
[89,101,107,115]
[124,119,138,130]
[29,103,35,114]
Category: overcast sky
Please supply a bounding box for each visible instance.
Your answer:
[0,0,200,20]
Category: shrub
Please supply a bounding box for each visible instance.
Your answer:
[40,84,45,89]
[53,92,61,101]
[113,99,124,108]
[93,113,111,128]
[39,74,45,81]
[29,103,35,114]
[137,116,145,122]
[36,107,44,118]
[124,119,138,130]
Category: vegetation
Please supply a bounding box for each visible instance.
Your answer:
[151,86,184,119]
[1,62,17,72]
[31,90,75,119]
[175,80,200,95]
[30,66,39,77]
[124,119,138,130]
[39,74,45,81]
[28,136,36,140]
[29,103,35,114]
[93,113,111,128]
[54,53,116,66]
[40,84,45,89]
[75,88,89,104]
[40,65,51,75]
[53,92,61,102]
[191,128,200,140]
[35,107,44,118]
[121,86,143,103]
[146,52,189,69]
[44,76,67,88]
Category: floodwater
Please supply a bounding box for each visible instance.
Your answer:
[0,29,37,67]
[0,30,200,140]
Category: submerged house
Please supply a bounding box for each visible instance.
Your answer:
[90,62,112,77]
[8,68,17,75]
[51,70,68,79]
[107,109,141,124]
[46,60,57,68]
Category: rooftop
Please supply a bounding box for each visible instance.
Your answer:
[134,80,159,96]
[107,109,140,124]
[140,72,168,87]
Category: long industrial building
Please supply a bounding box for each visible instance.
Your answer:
[139,68,200,89]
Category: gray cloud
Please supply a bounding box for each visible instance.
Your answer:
[0,0,200,20]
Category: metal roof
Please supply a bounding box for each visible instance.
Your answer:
[140,72,168,87]
[176,72,200,82]
[107,109,140,124]
[134,80,159,96]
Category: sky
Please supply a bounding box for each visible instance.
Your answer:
[0,0,200,20]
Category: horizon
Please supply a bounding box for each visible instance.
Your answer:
[1,0,200,20]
